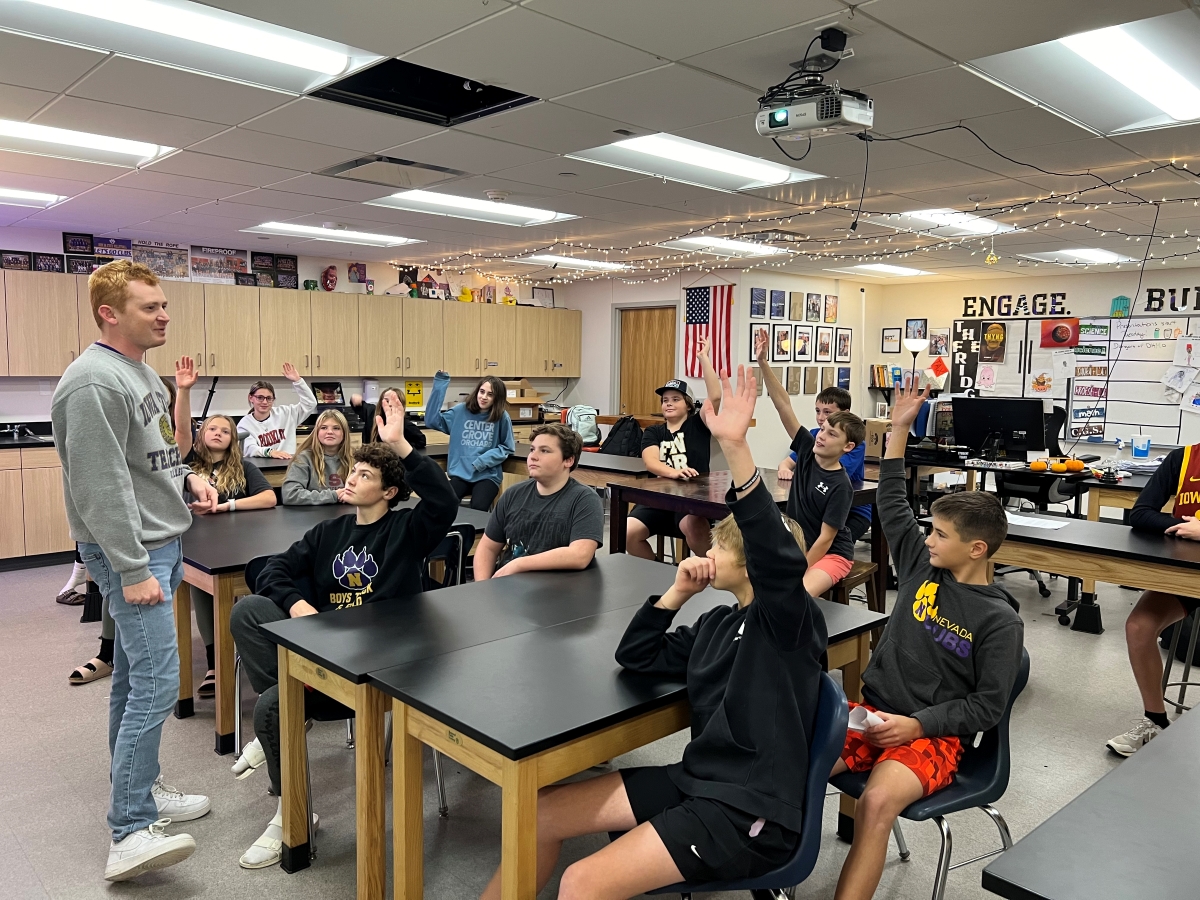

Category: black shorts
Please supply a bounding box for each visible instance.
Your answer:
[620,765,798,884]
[1178,596,1200,614]
[629,505,709,540]
[847,512,871,543]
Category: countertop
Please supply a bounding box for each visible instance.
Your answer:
[0,434,56,449]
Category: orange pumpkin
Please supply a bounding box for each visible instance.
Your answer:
[1065,458,1086,472]
[1029,460,1048,471]
[1050,462,1068,473]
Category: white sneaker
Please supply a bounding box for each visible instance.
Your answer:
[1106,717,1160,757]
[231,737,266,780]
[105,819,196,881]
[238,800,319,870]
[152,777,211,821]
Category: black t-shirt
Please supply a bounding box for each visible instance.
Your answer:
[787,427,855,561]
[184,449,273,503]
[484,477,605,567]
[640,408,712,474]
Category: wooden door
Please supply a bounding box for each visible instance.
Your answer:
[21,448,71,555]
[549,308,582,378]
[145,281,206,376]
[619,306,676,416]
[310,292,359,376]
[5,271,79,375]
[260,287,312,377]
[203,285,260,376]
[76,274,102,353]
[0,452,22,558]
[358,295,404,377]
[443,302,481,378]
[402,297,443,376]
[480,304,517,377]
[515,306,551,376]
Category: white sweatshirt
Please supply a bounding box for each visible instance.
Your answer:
[239,378,317,457]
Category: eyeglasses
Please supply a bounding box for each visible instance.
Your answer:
[251,394,275,402]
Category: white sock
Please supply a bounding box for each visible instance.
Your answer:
[59,561,87,595]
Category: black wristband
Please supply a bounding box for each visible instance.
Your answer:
[732,470,761,493]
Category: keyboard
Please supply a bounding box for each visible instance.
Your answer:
[964,459,1027,470]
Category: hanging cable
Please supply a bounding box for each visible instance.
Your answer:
[850,133,869,231]
[772,135,812,162]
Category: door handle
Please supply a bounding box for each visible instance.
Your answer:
[195,353,202,367]
[476,358,480,370]
[316,355,321,369]
[395,356,401,369]
[304,354,309,368]
[210,354,215,367]
[69,350,75,361]
[406,357,411,369]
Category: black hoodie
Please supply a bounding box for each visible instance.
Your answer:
[616,478,827,834]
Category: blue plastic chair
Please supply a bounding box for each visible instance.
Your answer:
[614,672,849,900]
[830,648,1030,900]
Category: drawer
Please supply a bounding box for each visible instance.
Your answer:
[21,447,62,469]
[0,449,20,470]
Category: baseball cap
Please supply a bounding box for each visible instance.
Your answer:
[655,379,694,401]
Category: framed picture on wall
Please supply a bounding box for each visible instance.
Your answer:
[787,366,803,395]
[33,252,64,273]
[882,327,901,353]
[756,367,783,396]
[806,292,821,322]
[1,250,31,270]
[803,366,819,394]
[837,367,851,389]
[749,287,766,318]
[749,323,770,361]
[929,327,950,357]
[793,325,813,361]
[823,294,838,323]
[771,323,793,362]
[905,317,928,340]
[533,286,555,307]
[835,327,852,363]
[816,325,833,362]
[788,292,804,321]
[769,289,786,319]
[821,366,836,389]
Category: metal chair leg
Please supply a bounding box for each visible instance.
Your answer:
[930,816,953,900]
[982,805,1014,852]
[304,719,317,857]
[234,655,242,754]
[383,711,392,764]
[892,820,911,860]
[433,749,449,817]
[1163,619,1182,695]
[1177,609,1200,710]
[345,718,355,749]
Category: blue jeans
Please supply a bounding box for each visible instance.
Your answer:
[79,540,184,842]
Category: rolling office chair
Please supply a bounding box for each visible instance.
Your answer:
[610,672,850,900]
[830,648,1030,900]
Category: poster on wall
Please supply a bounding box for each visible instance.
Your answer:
[749,323,770,361]
[788,292,804,321]
[881,328,901,353]
[837,367,851,390]
[66,256,96,274]
[33,252,63,272]
[821,366,836,389]
[824,294,838,323]
[62,232,93,255]
[771,323,793,362]
[793,325,812,361]
[190,245,249,283]
[1041,317,1080,348]
[750,287,766,318]
[770,289,786,319]
[94,237,132,261]
[806,293,821,322]
[786,367,802,394]
[835,327,852,363]
[979,321,1007,362]
[348,262,369,284]
[251,252,275,272]
[816,326,833,362]
[951,320,981,391]
[804,366,818,394]
[133,240,189,280]
[1,250,31,270]
[929,328,950,357]
[905,317,927,341]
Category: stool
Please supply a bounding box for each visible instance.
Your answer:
[654,534,688,565]
[1163,606,1200,713]
[827,560,883,645]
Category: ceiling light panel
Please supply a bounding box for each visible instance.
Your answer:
[567,133,822,193]
[241,221,420,247]
[512,254,628,271]
[1,0,383,93]
[0,185,66,207]
[968,9,1200,135]
[0,118,173,167]
[366,190,577,227]
[1017,249,1134,265]
[657,235,790,258]
[866,208,1015,238]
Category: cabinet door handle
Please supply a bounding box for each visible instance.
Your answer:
[69,350,75,360]
[476,358,480,370]
[395,356,401,369]
[210,354,215,367]
[315,355,320,369]
[305,354,309,368]
[195,353,202,367]
[406,357,411,369]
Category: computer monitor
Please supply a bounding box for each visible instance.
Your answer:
[950,397,1046,458]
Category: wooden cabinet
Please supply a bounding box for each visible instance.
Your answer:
[515,306,552,377]
[402,297,443,377]
[76,274,102,353]
[203,284,261,376]
[549,308,582,378]
[145,281,206,376]
[0,273,7,376]
[5,271,79,375]
[259,287,311,377]
[479,304,517,377]
[0,451,22,558]
[358,295,404,378]
[21,447,71,555]
[442,302,481,378]
[311,292,359,376]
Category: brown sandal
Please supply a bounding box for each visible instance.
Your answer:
[68,658,113,684]
[56,588,85,606]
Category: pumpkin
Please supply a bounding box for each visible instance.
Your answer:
[1050,462,1068,473]
[1065,458,1086,472]
[1029,460,1048,471]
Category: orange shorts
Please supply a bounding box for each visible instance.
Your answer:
[811,553,854,584]
[840,703,963,796]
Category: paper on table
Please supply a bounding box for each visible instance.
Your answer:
[848,706,885,733]
[1005,512,1068,530]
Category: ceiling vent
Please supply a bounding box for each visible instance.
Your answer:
[318,155,466,190]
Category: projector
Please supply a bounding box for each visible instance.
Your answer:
[756,88,873,140]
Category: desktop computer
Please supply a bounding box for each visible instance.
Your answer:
[950,397,1046,460]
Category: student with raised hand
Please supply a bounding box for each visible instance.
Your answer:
[425,370,514,511]
[282,409,355,506]
[477,366,825,900]
[829,382,1023,900]
[239,363,317,459]
[349,387,427,449]
[474,423,604,580]
[627,337,721,560]
[228,394,457,870]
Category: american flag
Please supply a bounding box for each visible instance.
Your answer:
[684,284,733,377]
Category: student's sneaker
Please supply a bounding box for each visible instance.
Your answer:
[104,819,195,882]
[152,777,211,821]
[231,737,266,780]
[239,802,319,869]
[1105,717,1160,757]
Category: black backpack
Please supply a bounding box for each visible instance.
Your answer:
[599,416,643,457]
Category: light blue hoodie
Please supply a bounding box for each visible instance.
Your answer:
[425,372,515,484]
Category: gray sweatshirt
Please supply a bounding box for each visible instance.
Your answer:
[51,343,193,586]
[281,451,344,505]
[863,457,1024,737]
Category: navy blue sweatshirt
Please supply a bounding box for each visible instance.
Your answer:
[615,478,827,834]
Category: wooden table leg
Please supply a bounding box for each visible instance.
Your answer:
[501,757,538,900]
[393,701,424,900]
[213,573,237,755]
[966,469,977,492]
[837,631,870,843]
[354,684,388,900]
[173,582,193,719]
[279,647,311,873]
[1082,487,1100,595]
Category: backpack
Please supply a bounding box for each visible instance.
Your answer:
[599,415,643,457]
[566,405,601,446]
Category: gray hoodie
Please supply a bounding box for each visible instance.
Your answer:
[51,343,193,586]
[863,458,1024,737]
[281,451,344,505]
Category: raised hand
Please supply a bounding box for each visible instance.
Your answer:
[175,355,197,390]
[374,392,406,446]
[700,365,756,444]
[697,335,711,361]
[754,329,769,364]
[281,362,301,383]
[890,382,930,430]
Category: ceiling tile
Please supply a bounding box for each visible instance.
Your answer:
[0,31,107,93]
[190,129,358,172]
[268,173,405,203]
[38,185,205,223]
[217,189,347,214]
[32,96,226,148]
[1110,122,1200,165]
[457,101,638,154]
[0,148,118,184]
[382,131,553,175]
[402,6,664,99]
[583,177,716,206]
[106,169,252,200]
[144,151,302,188]
[0,82,56,120]
[69,57,290,126]
[490,157,643,191]
[241,97,441,153]
[556,64,761,132]
[864,66,1028,135]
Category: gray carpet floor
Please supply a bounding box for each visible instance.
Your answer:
[0,557,1163,900]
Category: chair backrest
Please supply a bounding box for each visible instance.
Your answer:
[954,647,1030,799]
[1046,406,1067,457]
[423,524,476,590]
[791,671,852,873]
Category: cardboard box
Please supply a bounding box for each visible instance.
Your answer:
[864,418,892,460]
[503,379,539,398]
